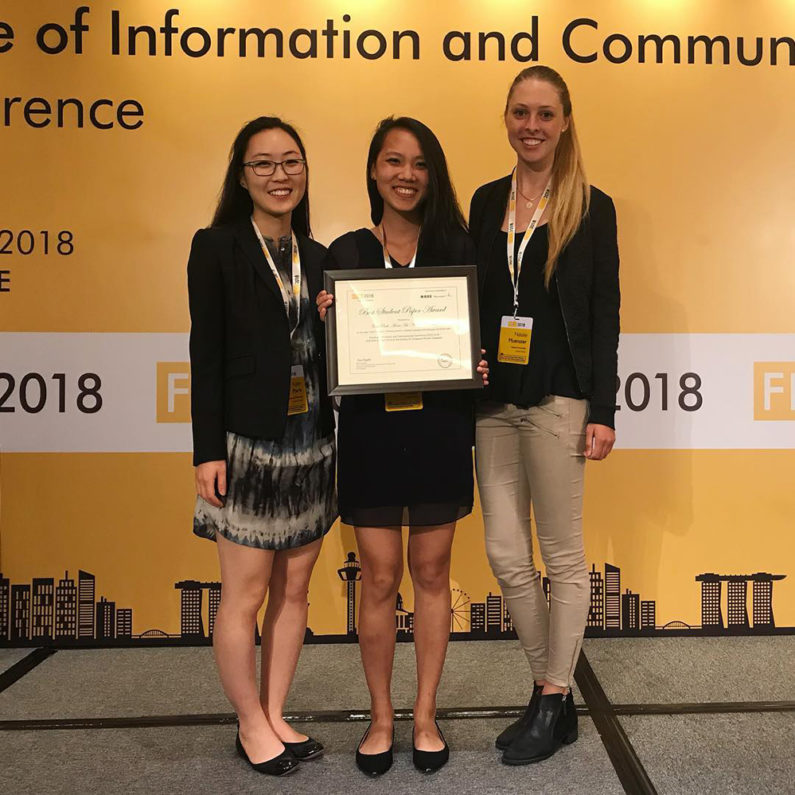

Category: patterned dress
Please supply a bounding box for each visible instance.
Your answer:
[193,236,337,550]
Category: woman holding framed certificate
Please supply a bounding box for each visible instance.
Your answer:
[317,117,487,776]
[188,117,336,777]
[470,66,620,765]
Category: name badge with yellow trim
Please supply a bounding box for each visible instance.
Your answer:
[385,391,424,412]
[287,365,309,415]
[497,315,533,365]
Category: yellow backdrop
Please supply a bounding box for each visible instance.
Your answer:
[1,1,793,643]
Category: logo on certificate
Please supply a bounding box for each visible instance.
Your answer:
[437,353,453,369]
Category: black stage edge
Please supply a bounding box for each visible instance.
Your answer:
[0,705,590,733]
[574,651,658,795]
[612,700,795,716]
[0,648,57,694]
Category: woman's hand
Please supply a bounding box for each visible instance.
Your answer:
[584,424,615,461]
[477,348,490,387]
[195,460,227,507]
[316,290,334,322]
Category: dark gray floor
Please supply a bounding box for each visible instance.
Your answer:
[585,636,795,704]
[1,718,622,795]
[0,648,30,674]
[620,713,795,795]
[1,637,793,794]
[0,641,581,721]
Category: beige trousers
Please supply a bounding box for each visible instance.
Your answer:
[475,396,590,688]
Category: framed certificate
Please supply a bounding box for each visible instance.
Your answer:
[324,266,482,396]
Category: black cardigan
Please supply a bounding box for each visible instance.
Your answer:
[469,176,620,428]
[187,218,334,466]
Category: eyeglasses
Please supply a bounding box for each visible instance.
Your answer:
[242,158,306,177]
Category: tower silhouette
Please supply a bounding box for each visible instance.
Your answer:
[588,564,604,629]
[337,552,362,636]
[55,571,77,640]
[0,574,9,641]
[78,571,95,639]
[605,564,621,629]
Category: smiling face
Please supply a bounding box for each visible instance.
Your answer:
[505,78,570,170]
[239,128,307,220]
[369,128,429,217]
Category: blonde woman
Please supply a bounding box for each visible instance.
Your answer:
[469,65,620,765]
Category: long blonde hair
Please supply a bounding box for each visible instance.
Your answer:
[505,66,590,286]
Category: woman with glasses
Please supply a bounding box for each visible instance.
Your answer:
[470,66,620,765]
[317,117,488,776]
[188,116,336,777]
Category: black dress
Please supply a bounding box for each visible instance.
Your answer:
[324,228,476,528]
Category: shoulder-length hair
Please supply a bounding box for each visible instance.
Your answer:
[366,116,466,252]
[211,116,312,237]
[505,66,590,286]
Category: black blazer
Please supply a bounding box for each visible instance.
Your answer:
[187,218,334,466]
[469,176,621,428]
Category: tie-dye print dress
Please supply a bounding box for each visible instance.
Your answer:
[193,236,337,550]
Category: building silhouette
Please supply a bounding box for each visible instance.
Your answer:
[78,570,95,639]
[486,592,502,634]
[175,581,209,639]
[0,573,10,642]
[32,578,54,640]
[11,584,31,642]
[641,600,656,630]
[55,571,77,639]
[588,564,604,629]
[727,578,750,629]
[696,573,785,631]
[96,597,116,640]
[605,564,621,629]
[395,593,413,636]
[621,589,640,632]
[117,608,133,638]
[470,602,485,633]
[208,583,221,637]
[753,576,775,627]
[503,602,513,634]
[337,552,362,636]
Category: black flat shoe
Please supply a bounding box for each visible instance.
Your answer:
[283,736,324,761]
[355,724,394,777]
[413,720,449,773]
[236,731,299,776]
[502,691,578,766]
[495,684,543,750]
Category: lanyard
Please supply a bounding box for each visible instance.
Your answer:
[380,224,418,269]
[507,168,552,316]
[250,217,301,336]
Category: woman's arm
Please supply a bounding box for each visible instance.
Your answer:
[187,228,227,469]
[586,194,621,459]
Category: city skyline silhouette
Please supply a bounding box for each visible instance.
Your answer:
[1,557,790,647]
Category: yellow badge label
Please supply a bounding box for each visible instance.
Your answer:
[287,365,309,415]
[497,315,533,365]
[385,391,424,412]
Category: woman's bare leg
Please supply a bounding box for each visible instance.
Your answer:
[407,522,455,751]
[213,533,284,762]
[355,525,403,754]
[259,537,323,742]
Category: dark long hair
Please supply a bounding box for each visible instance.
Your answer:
[211,116,312,237]
[366,116,466,252]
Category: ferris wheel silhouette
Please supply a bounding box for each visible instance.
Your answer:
[450,587,471,632]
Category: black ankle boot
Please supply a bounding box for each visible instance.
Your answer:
[501,692,578,765]
[495,684,543,750]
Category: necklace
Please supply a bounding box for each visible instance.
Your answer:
[517,186,540,209]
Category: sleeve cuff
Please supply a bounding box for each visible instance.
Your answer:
[587,405,615,429]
